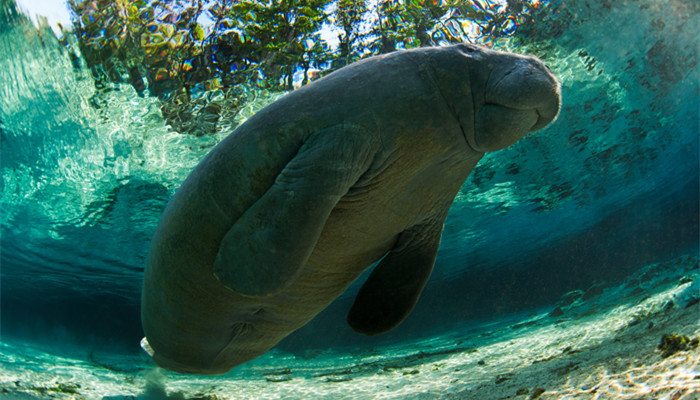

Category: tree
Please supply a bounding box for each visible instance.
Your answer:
[334,0,367,67]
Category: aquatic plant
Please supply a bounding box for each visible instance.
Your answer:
[658,334,699,358]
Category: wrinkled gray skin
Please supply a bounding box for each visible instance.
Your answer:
[141,44,561,375]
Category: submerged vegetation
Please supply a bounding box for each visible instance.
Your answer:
[658,334,699,358]
[59,0,549,135]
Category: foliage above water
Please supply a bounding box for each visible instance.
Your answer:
[64,0,549,135]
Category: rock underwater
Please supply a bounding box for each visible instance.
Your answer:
[141,43,562,375]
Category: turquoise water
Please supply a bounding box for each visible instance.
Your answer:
[0,0,698,398]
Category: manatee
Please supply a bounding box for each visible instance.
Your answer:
[141,43,561,375]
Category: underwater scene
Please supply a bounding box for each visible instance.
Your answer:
[0,0,698,398]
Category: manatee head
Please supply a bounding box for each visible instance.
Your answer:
[431,43,561,153]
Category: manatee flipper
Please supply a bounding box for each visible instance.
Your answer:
[347,219,444,335]
[213,125,376,296]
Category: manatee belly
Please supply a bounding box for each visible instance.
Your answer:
[209,170,452,368]
[279,167,454,311]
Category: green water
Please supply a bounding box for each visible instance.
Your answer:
[0,0,698,398]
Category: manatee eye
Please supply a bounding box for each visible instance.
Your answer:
[459,43,478,54]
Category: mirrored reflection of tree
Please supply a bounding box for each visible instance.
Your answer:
[334,0,367,66]
[64,0,547,136]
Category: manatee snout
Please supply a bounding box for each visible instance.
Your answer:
[474,53,561,152]
[488,56,561,129]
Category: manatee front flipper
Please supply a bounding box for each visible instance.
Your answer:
[213,125,377,296]
[347,219,444,335]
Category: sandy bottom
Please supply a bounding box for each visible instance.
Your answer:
[1,255,698,400]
